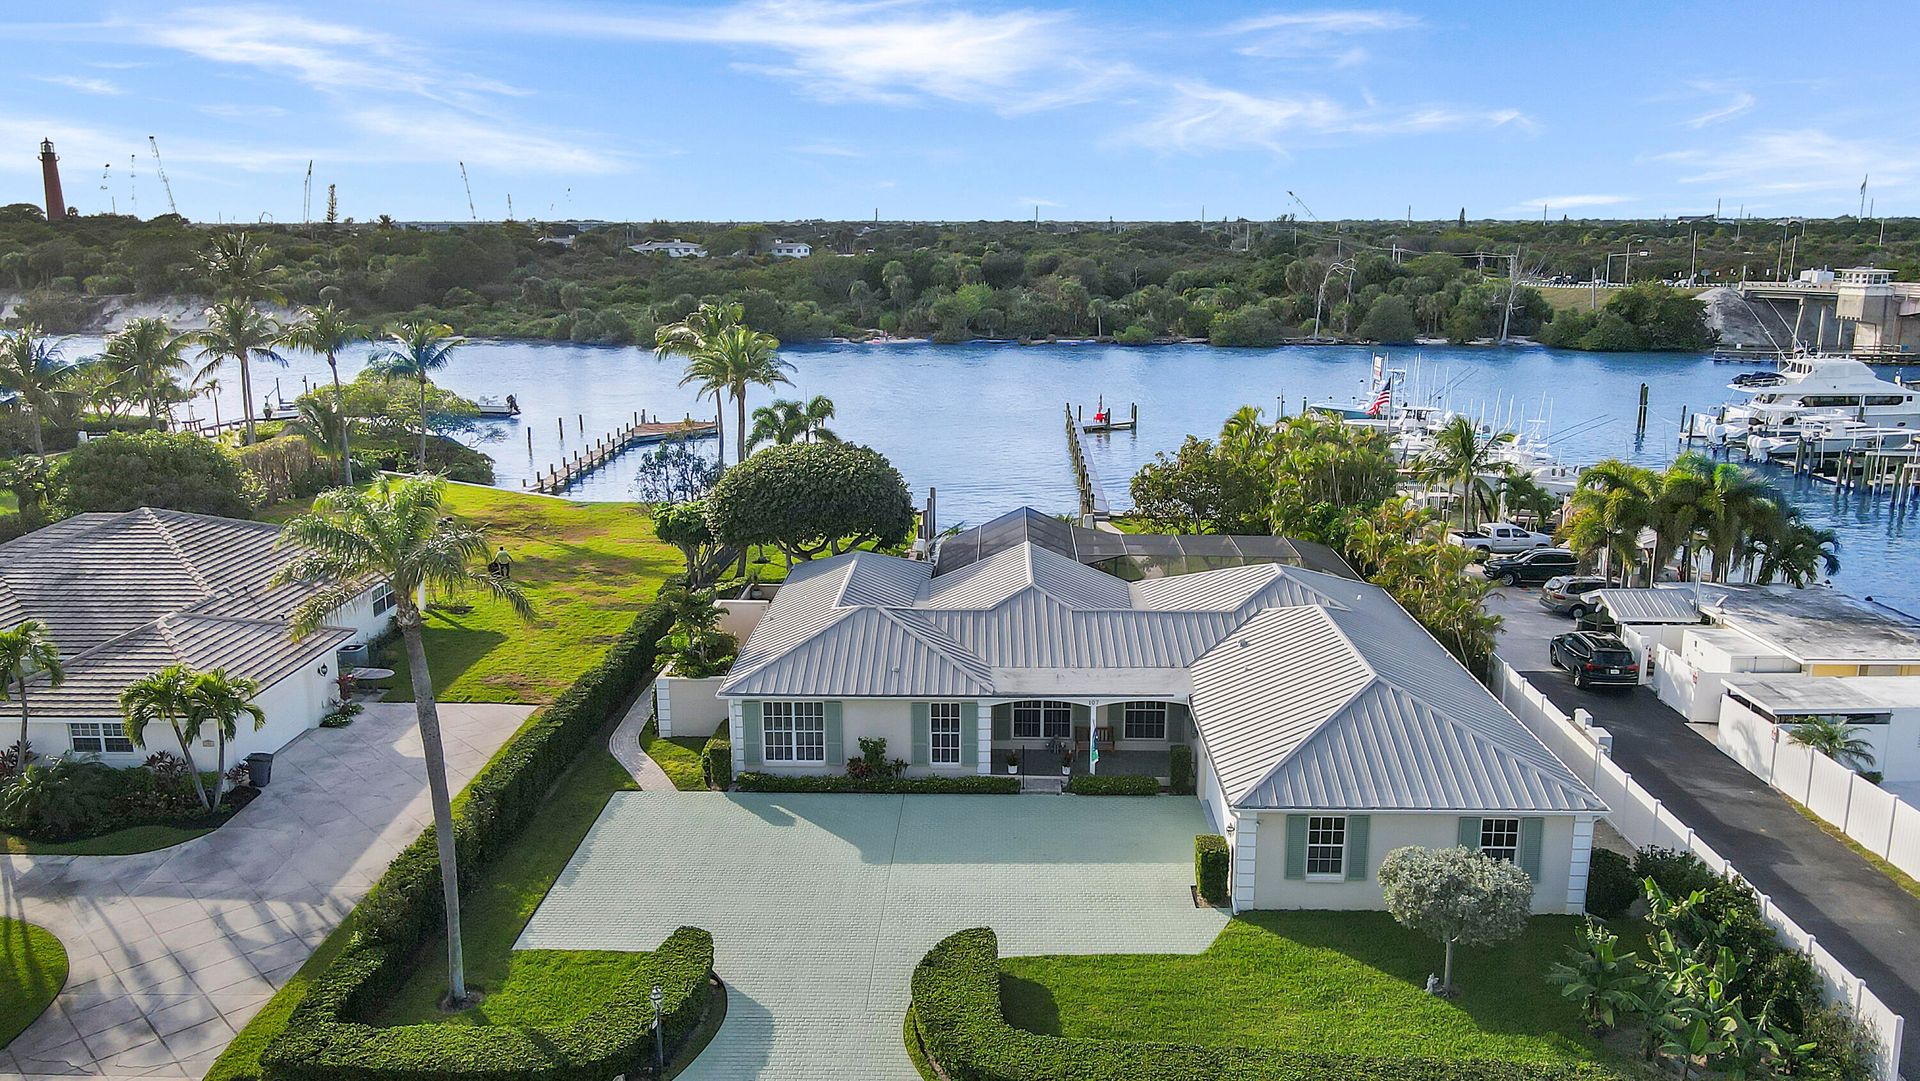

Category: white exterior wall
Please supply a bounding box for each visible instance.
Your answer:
[728,698,987,778]
[656,673,729,738]
[715,599,769,642]
[1248,811,1578,914]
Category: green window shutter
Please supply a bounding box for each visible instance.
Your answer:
[1167,701,1190,743]
[1457,816,1482,850]
[910,702,930,767]
[1518,817,1544,881]
[960,702,979,767]
[992,703,1012,740]
[823,701,844,768]
[742,701,762,767]
[1344,815,1371,881]
[1284,814,1308,880]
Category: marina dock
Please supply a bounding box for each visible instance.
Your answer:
[526,415,717,494]
[1063,403,1112,518]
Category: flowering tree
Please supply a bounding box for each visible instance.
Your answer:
[1378,845,1533,994]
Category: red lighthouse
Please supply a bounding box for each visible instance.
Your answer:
[40,139,68,223]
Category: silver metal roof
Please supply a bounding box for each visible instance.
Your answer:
[1593,588,1708,624]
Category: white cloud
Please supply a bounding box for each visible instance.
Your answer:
[1657,129,1915,197]
[35,75,122,95]
[1686,91,1756,129]
[349,108,621,173]
[1126,81,1528,155]
[1223,9,1421,59]
[1508,194,1632,215]
[793,142,864,158]
[1017,196,1061,208]
[199,103,289,120]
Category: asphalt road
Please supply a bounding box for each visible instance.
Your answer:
[1523,674,1919,1079]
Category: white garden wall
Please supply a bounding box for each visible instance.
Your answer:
[656,673,729,738]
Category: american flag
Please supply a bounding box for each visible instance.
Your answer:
[1366,378,1392,416]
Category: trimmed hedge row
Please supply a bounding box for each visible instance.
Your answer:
[1194,834,1229,905]
[732,771,1020,794]
[1064,774,1160,796]
[702,734,732,790]
[1169,744,1195,796]
[910,929,1625,1081]
[260,600,705,1080]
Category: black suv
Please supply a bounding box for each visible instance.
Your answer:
[1549,631,1639,689]
[1484,548,1577,587]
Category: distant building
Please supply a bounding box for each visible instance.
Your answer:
[630,239,707,258]
[538,235,576,248]
[769,239,812,258]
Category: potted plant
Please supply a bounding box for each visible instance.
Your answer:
[1060,752,1073,777]
[1004,750,1018,775]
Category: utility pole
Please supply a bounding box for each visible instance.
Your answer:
[128,153,138,218]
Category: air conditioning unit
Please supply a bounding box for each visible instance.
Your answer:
[336,642,371,671]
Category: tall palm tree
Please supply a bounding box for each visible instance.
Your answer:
[189,299,282,444]
[369,322,460,473]
[655,302,741,465]
[184,669,264,806]
[1702,463,1775,583]
[1566,460,1658,585]
[120,664,211,810]
[1788,716,1876,772]
[102,318,189,431]
[0,621,63,780]
[1418,416,1515,531]
[277,475,532,1007]
[280,304,369,484]
[0,326,71,457]
[198,230,283,304]
[1651,453,1718,584]
[670,323,789,467]
[1752,515,1840,587]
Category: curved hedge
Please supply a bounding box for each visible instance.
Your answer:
[260,600,715,1080]
[909,929,1624,1081]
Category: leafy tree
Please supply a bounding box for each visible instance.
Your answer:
[1128,435,1268,534]
[120,663,212,810]
[369,321,461,472]
[1378,844,1534,994]
[49,430,252,518]
[705,441,913,563]
[277,475,533,1007]
[185,668,264,805]
[188,298,283,444]
[0,620,63,780]
[1358,294,1417,343]
[0,325,71,456]
[653,499,734,587]
[100,318,189,429]
[279,303,370,483]
[631,436,720,506]
[1787,716,1877,772]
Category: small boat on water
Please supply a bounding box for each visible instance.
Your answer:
[1755,419,1918,460]
[475,394,521,419]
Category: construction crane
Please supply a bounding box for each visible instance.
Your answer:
[147,136,178,216]
[459,161,477,222]
[1286,189,1319,222]
[100,162,114,215]
[303,160,313,224]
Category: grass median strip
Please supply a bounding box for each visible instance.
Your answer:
[0,917,68,1048]
[638,719,711,791]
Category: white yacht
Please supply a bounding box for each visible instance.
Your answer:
[1720,357,1920,434]
[1754,418,1918,460]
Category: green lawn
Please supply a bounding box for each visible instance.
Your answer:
[1,917,68,1049]
[376,485,681,704]
[1,822,216,856]
[638,720,710,791]
[999,911,1616,1067]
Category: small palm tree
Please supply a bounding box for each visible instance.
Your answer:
[280,304,369,484]
[120,664,212,809]
[189,298,283,444]
[283,394,353,480]
[369,322,460,473]
[1788,717,1877,773]
[198,230,284,304]
[101,318,190,431]
[277,475,533,1006]
[1566,460,1658,585]
[185,669,264,805]
[1418,416,1515,531]
[0,620,64,780]
[747,395,837,451]
[0,326,71,457]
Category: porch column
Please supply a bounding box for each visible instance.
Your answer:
[1566,813,1596,914]
[728,699,745,777]
[975,699,992,776]
[1229,811,1258,913]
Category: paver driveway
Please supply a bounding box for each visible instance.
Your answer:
[0,702,531,1080]
[519,792,1229,1080]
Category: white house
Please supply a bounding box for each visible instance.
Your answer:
[629,239,707,258]
[1719,675,1920,786]
[769,239,812,258]
[713,507,1605,913]
[0,508,395,766]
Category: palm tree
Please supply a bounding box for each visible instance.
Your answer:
[198,230,283,304]
[748,395,838,451]
[189,298,282,444]
[661,313,790,467]
[655,302,740,465]
[120,664,212,810]
[1752,515,1840,587]
[369,322,460,473]
[1651,453,1718,584]
[1565,460,1658,585]
[102,318,189,430]
[283,395,353,478]
[276,475,532,1006]
[1418,416,1515,531]
[1702,463,1775,583]
[0,326,71,457]
[1788,716,1876,773]
[0,621,63,780]
[184,669,264,806]
[792,394,837,442]
[280,304,368,484]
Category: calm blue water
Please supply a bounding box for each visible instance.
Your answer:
[59,336,1920,612]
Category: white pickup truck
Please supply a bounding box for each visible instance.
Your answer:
[1447,521,1554,556]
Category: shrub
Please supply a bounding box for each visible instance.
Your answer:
[909,928,1621,1081]
[237,435,329,505]
[50,430,253,518]
[845,736,907,781]
[1583,849,1637,919]
[702,734,731,790]
[1168,744,1194,796]
[731,772,1019,795]
[1064,774,1159,795]
[1194,834,1229,904]
[1632,846,1717,899]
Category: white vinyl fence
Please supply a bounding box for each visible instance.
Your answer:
[1718,698,1920,884]
[1493,660,1907,1080]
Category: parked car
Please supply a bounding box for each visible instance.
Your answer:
[1447,521,1555,557]
[1484,548,1577,587]
[1539,575,1610,618]
[1549,631,1639,688]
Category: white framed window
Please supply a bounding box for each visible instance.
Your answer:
[1306,816,1346,879]
[929,703,962,766]
[70,722,135,755]
[372,585,396,616]
[1122,701,1168,741]
[1480,818,1521,863]
[763,701,825,763]
[1011,700,1072,740]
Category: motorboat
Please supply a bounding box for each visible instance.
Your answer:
[1720,356,1920,432]
[1759,419,1918,460]
[475,394,521,419]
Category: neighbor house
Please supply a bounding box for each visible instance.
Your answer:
[708,507,1605,914]
[629,238,707,258]
[769,239,812,258]
[0,508,395,765]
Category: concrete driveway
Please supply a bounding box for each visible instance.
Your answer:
[0,702,531,1080]
[518,792,1228,1081]
[1524,676,1920,1080]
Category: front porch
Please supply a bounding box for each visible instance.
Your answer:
[993,743,1172,782]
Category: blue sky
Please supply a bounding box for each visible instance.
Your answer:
[7,2,1914,223]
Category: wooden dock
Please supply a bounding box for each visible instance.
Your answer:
[526,416,717,494]
[1063,404,1112,519]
